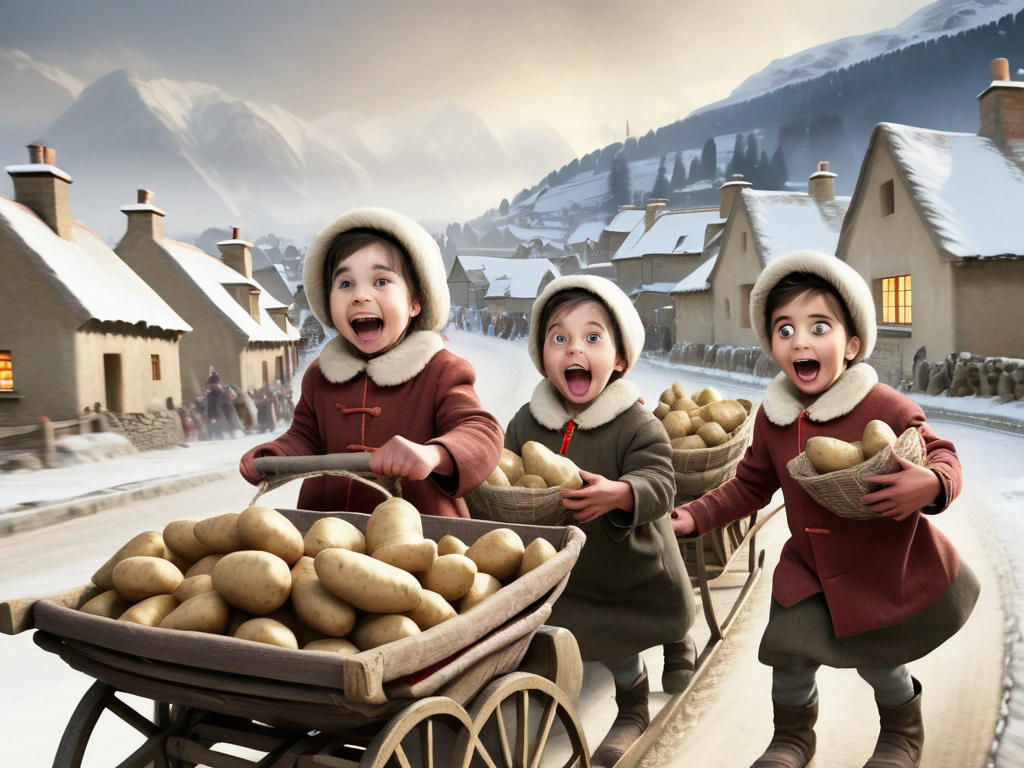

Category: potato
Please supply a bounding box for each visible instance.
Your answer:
[79,590,131,619]
[805,436,866,474]
[92,531,166,589]
[694,386,724,406]
[212,550,292,615]
[233,618,298,649]
[405,589,457,630]
[173,574,214,603]
[522,441,583,489]
[194,513,243,553]
[517,538,558,577]
[290,555,317,582]
[314,548,422,613]
[673,435,707,450]
[459,573,503,612]
[701,400,747,432]
[304,637,359,655]
[351,614,421,650]
[497,448,525,484]
[662,410,692,439]
[514,474,547,489]
[185,553,224,578]
[466,529,525,581]
[162,520,211,563]
[673,396,700,413]
[485,465,511,487]
[861,420,898,458]
[304,517,365,557]
[652,402,671,420]
[421,554,477,601]
[697,421,730,447]
[688,415,707,434]
[159,590,230,634]
[238,506,304,564]
[366,498,437,572]
[112,556,184,602]
[671,381,689,401]
[264,604,323,647]
[659,388,677,406]
[119,594,178,626]
[436,535,469,557]
[291,577,357,637]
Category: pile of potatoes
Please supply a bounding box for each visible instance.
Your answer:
[484,442,583,490]
[653,382,749,450]
[804,420,899,474]
[79,500,559,654]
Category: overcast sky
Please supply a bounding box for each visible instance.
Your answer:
[2,0,937,152]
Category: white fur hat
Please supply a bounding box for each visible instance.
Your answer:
[303,207,449,333]
[748,249,876,364]
[528,275,645,375]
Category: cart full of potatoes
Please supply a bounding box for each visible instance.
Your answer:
[0,454,592,768]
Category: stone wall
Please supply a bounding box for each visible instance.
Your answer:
[913,353,1024,402]
[103,410,185,451]
[669,340,780,379]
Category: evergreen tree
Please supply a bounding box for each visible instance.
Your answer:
[671,151,686,189]
[745,133,760,174]
[728,133,745,176]
[700,138,717,181]
[446,222,462,243]
[461,224,478,248]
[651,155,670,199]
[608,150,632,208]
[688,156,701,182]
[758,150,772,188]
[499,198,510,215]
[771,145,789,190]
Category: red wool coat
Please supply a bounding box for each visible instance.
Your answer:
[687,364,963,639]
[250,332,503,517]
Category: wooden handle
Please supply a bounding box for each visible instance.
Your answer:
[253,452,373,477]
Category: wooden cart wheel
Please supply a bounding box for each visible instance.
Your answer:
[357,696,475,768]
[52,681,180,768]
[457,672,590,768]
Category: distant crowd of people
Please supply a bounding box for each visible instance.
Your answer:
[171,366,294,441]
[451,306,529,340]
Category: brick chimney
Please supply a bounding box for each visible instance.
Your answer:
[5,144,73,239]
[120,188,165,241]
[218,226,253,279]
[719,173,751,218]
[266,306,290,333]
[644,198,668,231]
[978,58,1024,144]
[808,161,836,203]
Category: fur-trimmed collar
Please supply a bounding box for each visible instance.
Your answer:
[762,363,878,426]
[529,377,641,431]
[317,331,444,386]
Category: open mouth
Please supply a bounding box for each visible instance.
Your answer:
[564,364,591,396]
[793,359,820,382]
[350,316,383,342]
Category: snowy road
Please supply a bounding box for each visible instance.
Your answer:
[0,330,1019,766]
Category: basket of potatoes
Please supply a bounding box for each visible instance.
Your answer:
[786,421,926,521]
[464,442,583,526]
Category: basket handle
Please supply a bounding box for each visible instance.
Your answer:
[249,453,395,506]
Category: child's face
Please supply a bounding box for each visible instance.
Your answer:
[770,291,861,398]
[329,242,421,357]
[542,301,625,409]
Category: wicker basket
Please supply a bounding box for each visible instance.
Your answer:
[671,399,754,476]
[786,427,926,521]
[464,483,574,526]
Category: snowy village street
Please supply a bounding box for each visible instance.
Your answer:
[0,330,1021,766]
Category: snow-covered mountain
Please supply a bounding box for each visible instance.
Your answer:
[0,48,81,163]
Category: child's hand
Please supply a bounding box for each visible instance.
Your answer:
[670,506,697,537]
[370,436,453,480]
[239,450,263,485]
[560,469,633,523]
[861,455,941,521]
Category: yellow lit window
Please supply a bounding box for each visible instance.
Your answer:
[0,350,12,391]
[881,275,912,324]
[151,354,161,381]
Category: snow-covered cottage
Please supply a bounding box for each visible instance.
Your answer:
[115,192,301,403]
[565,221,607,267]
[836,59,1024,385]
[447,255,559,317]
[0,146,191,426]
[597,205,644,261]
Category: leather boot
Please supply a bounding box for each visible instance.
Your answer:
[750,698,817,768]
[591,667,650,768]
[662,635,698,694]
[862,679,924,768]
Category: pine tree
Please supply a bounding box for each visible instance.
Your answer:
[651,155,670,199]
[608,150,632,208]
[671,151,686,190]
[499,198,510,215]
[728,133,745,176]
[688,156,701,182]
[771,145,789,190]
[700,138,717,181]
[745,134,760,181]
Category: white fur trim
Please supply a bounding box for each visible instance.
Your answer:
[748,249,877,365]
[761,363,879,425]
[317,331,444,386]
[528,275,645,375]
[529,377,641,431]
[303,207,449,334]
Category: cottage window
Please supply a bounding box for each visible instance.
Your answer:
[740,284,754,328]
[724,297,731,320]
[741,231,748,252]
[880,180,895,217]
[0,350,12,391]
[151,354,161,381]
[881,275,912,324]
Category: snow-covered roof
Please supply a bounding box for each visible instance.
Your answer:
[629,282,681,297]
[452,255,559,300]
[506,223,567,245]
[871,122,1024,259]
[613,208,723,261]
[605,208,644,233]
[0,195,190,333]
[567,222,607,246]
[672,230,723,294]
[742,189,850,264]
[161,239,299,342]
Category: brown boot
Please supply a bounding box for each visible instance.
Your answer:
[591,667,650,768]
[662,635,698,694]
[862,679,924,767]
[750,698,817,767]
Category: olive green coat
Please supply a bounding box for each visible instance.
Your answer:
[505,378,695,661]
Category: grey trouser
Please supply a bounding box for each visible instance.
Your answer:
[604,654,644,688]
[773,656,914,707]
